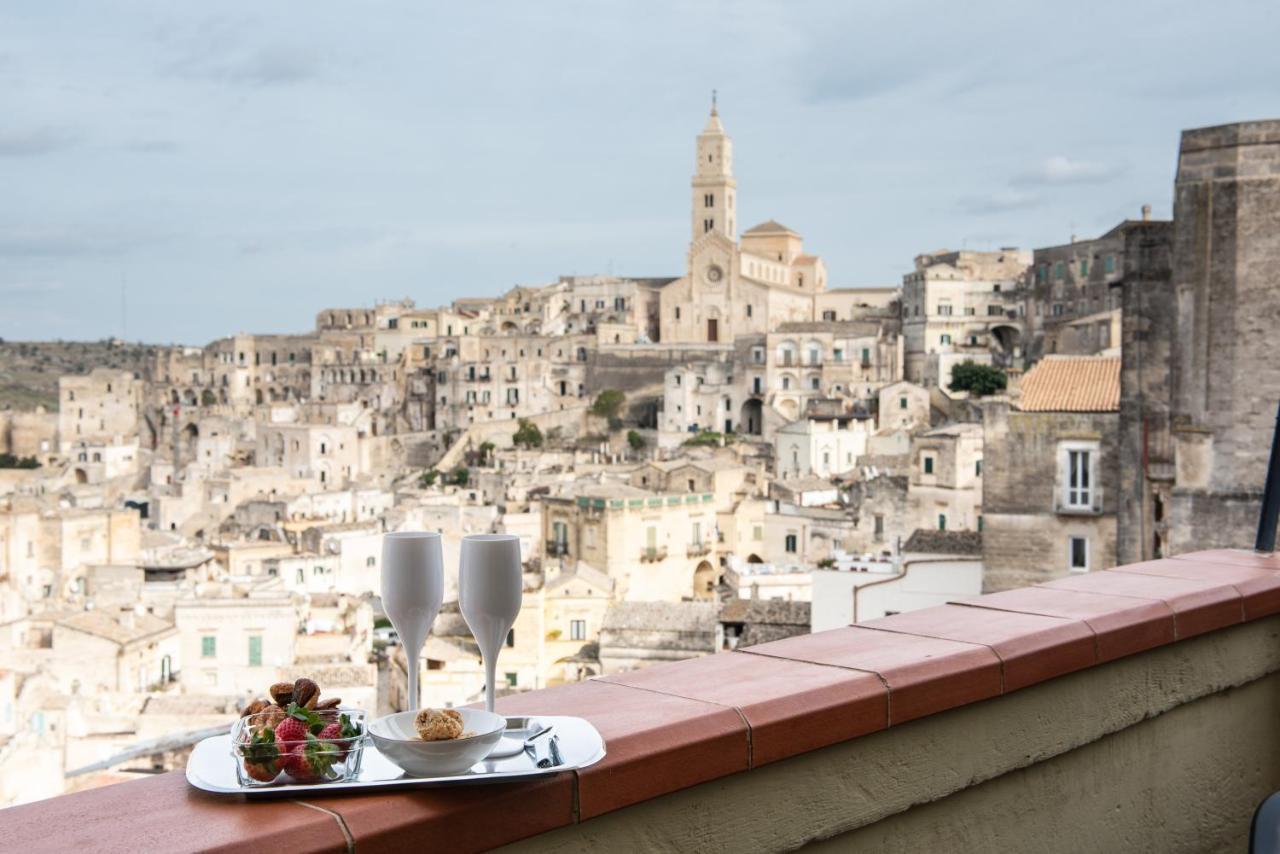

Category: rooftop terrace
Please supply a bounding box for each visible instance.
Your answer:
[3,548,1279,852]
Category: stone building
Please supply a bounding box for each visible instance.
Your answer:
[1118,120,1280,561]
[597,601,721,674]
[1024,207,1163,362]
[255,422,361,488]
[172,581,298,694]
[541,480,720,602]
[982,356,1121,590]
[840,463,912,556]
[431,332,593,433]
[774,412,873,479]
[57,369,142,453]
[908,422,983,534]
[0,409,58,462]
[659,103,832,346]
[878,380,931,431]
[541,563,613,682]
[901,248,1029,387]
[1115,219,1176,564]
[661,359,736,444]
[50,609,178,694]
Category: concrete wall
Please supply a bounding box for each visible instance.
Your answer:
[504,615,1280,854]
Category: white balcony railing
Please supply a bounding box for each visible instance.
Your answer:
[1055,487,1103,515]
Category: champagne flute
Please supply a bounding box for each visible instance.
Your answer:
[458,533,523,756]
[381,532,444,712]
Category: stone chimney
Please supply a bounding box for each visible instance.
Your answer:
[1141,204,1152,222]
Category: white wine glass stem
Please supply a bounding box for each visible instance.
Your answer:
[408,651,419,713]
[484,653,498,714]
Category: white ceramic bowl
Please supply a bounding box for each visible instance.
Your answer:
[368,708,506,777]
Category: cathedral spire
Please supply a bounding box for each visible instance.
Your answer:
[702,91,725,135]
[691,98,736,242]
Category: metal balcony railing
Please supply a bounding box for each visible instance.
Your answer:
[687,543,711,557]
[640,546,668,563]
[545,540,569,557]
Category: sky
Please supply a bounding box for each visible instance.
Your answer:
[2,1,1278,344]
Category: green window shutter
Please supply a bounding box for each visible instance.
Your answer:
[248,635,262,667]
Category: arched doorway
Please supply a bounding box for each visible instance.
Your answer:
[182,423,199,460]
[73,468,88,484]
[693,560,718,600]
[991,325,1022,364]
[739,399,763,435]
[746,553,764,564]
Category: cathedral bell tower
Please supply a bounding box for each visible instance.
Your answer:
[691,92,737,243]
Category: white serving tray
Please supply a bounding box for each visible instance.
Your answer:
[186,715,605,797]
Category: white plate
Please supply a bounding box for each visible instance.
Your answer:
[186,715,605,797]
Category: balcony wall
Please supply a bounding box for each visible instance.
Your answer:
[2,549,1280,853]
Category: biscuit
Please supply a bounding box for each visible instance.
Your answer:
[414,707,464,741]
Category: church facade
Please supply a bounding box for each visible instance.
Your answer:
[659,104,831,345]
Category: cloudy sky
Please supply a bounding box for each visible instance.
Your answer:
[3,1,1278,344]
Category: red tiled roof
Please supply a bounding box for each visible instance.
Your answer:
[742,219,797,236]
[1016,355,1120,412]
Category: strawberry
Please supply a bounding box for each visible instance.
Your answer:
[240,726,280,783]
[274,715,309,746]
[286,734,339,783]
[242,758,279,783]
[275,703,324,745]
[317,712,362,759]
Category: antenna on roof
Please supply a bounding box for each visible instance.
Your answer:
[711,89,718,116]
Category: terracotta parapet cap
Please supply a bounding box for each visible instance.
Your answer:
[2,549,1276,852]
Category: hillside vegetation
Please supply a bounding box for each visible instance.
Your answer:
[0,339,159,411]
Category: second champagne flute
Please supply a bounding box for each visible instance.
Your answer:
[458,533,523,756]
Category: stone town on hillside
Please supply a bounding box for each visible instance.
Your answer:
[0,109,1276,806]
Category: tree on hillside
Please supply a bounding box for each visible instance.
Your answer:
[513,419,544,449]
[627,430,645,451]
[948,361,1007,397]
[590,389,626,427]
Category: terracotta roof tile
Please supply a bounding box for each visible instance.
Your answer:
[742,219,797,236]
[1016,355,1121,412]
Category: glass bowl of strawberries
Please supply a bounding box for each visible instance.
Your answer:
[231,703,368,787]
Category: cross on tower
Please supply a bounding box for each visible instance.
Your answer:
[711,89,718,115]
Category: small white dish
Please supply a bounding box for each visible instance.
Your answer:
[368,708,506,777]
